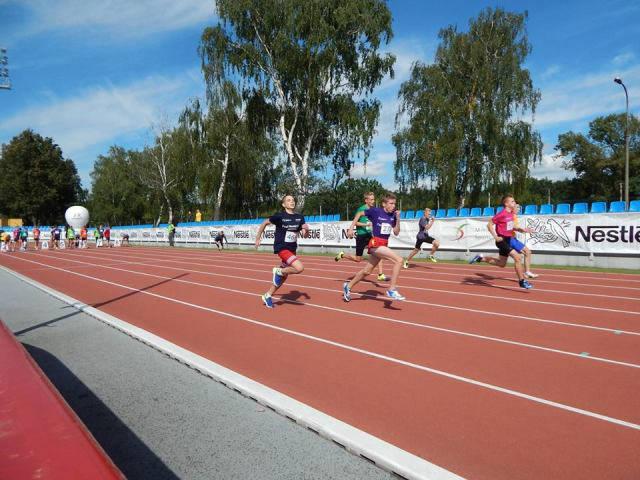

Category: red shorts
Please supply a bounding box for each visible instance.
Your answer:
[278,249,298,266]
[367,237,388,254]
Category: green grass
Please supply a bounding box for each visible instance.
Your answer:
[130,243,640,275]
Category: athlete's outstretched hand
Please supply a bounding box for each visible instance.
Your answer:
[254,238,261,249]
[302,224,310,238]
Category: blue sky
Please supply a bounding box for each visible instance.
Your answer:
[1,0,638,191]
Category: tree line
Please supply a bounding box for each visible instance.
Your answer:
[1,3,637,226]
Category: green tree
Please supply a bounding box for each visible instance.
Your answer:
[393,7,542,208]
[200,0,395,209]
[87,146,147,225]
[555,113,640,201]
[0,129,82,224]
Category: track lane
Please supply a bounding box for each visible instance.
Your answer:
[6,251,640,426]
[55,248,640,367]
[2,251,640,479]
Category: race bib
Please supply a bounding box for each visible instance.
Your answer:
[285,231,298,243]
[506,221,514,231]
[380,223,392,235]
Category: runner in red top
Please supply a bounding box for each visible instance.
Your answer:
[468,194,534,289]
[33,226,41,250]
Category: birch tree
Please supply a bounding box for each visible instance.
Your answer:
[200,0,395,209]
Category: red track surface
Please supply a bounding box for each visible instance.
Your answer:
[1,246,639,479]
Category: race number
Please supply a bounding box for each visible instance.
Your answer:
[284,231,298,243]
[380,223,392,235]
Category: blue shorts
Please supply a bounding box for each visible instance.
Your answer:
[509,236,526,253]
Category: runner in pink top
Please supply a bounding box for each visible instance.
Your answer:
[468,194,534,289]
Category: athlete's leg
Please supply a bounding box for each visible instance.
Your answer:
[347,255,380,290]
[430,239,440,256]
[369,246,403,291]
[509,251,525,281]
[405,247,420,263]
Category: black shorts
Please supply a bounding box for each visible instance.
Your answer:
[54,234,60,241]
[355,233,372,257]
[415,234,436,249]
[496,238,514,257]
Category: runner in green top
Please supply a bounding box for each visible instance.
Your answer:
[335,191,388,282]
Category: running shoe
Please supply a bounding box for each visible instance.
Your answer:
[403,260,409,269]
[386,289,406,301]
[519,279,533,290]
[469,254,483,264]
[272,267,284,287]
[525,271,539,279]
[343,282,351,302]
[428,255,438,263]
[335,251,344,262]
[377,273,390,281]
[262,294,274,308]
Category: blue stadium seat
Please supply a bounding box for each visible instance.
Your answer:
[629,200,640,213]
[399,211,407,219]
[470,207,482,217]
[524,204,538,215]
[458,208,470,217]
[482,207,495,216]
[590,202,607,213]
[446,208,457,218]
[539,204,554,215]
[572,203,588,214]
[555,203,570,214]
[404,210,415,220]
[330,214,338,221]
[496,206,504,214]
[434,209,445,218]
[609,201,626,213]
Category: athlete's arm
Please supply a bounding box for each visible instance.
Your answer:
[393,210,401,236]
[425,217,435,231]
[347,211,366,238]
[301,223,310,238]
[255,219,271,248]
[487,221,502,242]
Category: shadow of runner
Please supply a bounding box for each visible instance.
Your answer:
[349,289,400,310]
[276,290,311,305]
[92,273,188,309]
[462,275,521,292]
[24,344,179,480]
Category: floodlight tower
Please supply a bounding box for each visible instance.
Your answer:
[0,48,11,90]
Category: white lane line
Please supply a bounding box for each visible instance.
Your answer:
[0,265,461,480]
[76,249,640,315]
[4,258,639,433]
[52,249,640,337]
[120,246,640,284]
[97,249,640,301]
[39,250,640,370]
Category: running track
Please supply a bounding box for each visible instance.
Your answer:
[1,246,639,479]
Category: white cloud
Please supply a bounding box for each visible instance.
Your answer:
[0,70,203,161]
[350,151,394,179]
[530,153,573,181]
[535,64,640,127]
[612,52,635,66]
[17,0,214,38]
[538,64,561,81]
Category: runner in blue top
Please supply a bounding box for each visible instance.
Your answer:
[343,193,405,302]
[255,194,310,308]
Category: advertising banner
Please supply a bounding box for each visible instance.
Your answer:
[114,213,640,255]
